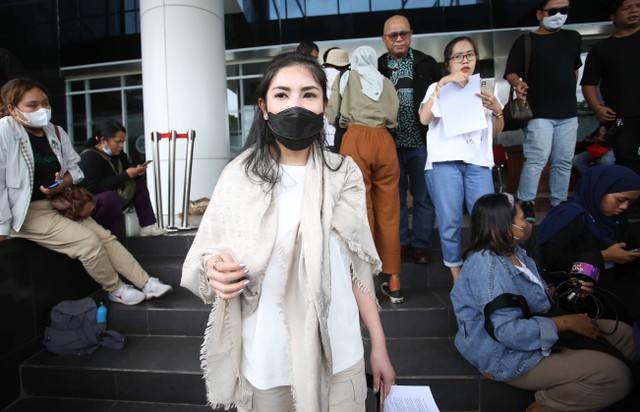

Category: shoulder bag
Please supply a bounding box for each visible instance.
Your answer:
[503,34,533,131]
[48,126,95,220]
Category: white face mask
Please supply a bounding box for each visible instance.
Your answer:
[512,223,532,244]
[15,107,52,128]
[542,13,567,31]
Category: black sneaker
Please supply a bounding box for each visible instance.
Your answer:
[381,282,404,304]
[520,201,537,223]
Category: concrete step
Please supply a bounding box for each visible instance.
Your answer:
[19,336,207,406]
[2,397,219,412]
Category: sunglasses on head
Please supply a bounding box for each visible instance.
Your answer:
[542,6,570,16]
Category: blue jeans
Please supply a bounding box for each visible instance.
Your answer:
[397,147,435,249]
[572,148,615,175]
[425,162,494,267]
[517,118,578,206]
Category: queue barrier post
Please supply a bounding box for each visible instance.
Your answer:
[150,130,197,231]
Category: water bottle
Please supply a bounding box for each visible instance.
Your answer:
[96,301,107,326]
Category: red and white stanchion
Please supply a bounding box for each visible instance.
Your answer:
[150,130,196,231]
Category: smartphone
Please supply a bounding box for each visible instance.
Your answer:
[47,179,64,189]
[365,373,383,412]
[481,78,495,94]
[140,160,153,167]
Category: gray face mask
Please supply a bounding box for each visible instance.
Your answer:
[267,106,324,151]
[542,13,567,30]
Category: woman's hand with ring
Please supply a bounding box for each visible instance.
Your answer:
[206,253,250,299]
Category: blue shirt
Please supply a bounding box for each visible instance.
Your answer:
[450,247,559,381]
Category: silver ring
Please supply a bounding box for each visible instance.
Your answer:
[212,258,222,271]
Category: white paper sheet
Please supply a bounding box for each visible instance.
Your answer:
[439,73,487,138]
[383,385,440,412]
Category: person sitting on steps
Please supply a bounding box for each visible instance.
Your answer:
[79,119,164,238]
[0,78,172,305]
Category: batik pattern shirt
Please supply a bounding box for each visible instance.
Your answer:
[386,49,423,148]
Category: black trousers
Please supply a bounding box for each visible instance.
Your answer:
[611,117,640,175]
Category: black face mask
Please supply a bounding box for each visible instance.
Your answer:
[267,106,324,151]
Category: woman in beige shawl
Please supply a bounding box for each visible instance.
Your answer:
[182,52,395,412]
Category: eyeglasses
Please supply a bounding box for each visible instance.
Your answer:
[383,30,412,40]
[542,6,571,16]
[449,52,477,64]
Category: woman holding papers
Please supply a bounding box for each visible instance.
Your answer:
[419,36,504,283]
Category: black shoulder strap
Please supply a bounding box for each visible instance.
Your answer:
[484,293,532,341]
[81,147,122,174]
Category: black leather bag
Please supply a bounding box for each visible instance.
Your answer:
[503,87,533,131]
[503,34,533,132]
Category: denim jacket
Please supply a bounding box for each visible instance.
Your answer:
[0,116,83,236]
[450,247,559,381]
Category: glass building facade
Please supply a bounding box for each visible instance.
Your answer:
[0,0,611,158]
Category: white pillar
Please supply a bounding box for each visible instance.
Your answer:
[140,0,229,225]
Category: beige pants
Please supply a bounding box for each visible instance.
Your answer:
[237,358,367,412]
[11,200,149,292]
[507,319,636,412]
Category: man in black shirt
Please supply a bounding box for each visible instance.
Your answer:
[504,0,582,223]
[581,0,640,175]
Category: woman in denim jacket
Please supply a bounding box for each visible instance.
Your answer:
[451,193,635,412]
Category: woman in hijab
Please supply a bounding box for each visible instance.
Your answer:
[538,164,640,328]
[326,46,403,303]
[452,193,635,412]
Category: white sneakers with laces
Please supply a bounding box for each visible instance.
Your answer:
[108,283,146,306]
[142,277,173,299]
[108,277,173,305]
[139,225,166,237]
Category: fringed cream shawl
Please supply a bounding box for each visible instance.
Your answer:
[181,145,381,412]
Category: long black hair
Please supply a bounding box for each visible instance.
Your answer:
[464,193,517,258]
[243,51,341,191]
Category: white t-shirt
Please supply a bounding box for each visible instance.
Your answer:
[241,164,363,390]
[513,256,546,293]
[420,82,498,170]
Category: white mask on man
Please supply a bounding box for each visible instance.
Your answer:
[15,107,52,128]
[542,13,567,31]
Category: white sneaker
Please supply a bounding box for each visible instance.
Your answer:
[139,225,165,237]
[142,277,173,299]
[109,283,146,305]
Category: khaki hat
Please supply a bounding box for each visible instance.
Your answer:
[325,49,349,67]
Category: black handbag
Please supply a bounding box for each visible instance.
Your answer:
[503,34,533,131]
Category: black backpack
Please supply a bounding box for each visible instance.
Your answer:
[43,297,126,355]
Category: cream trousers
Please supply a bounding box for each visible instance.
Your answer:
[11,200,149,291]
[237,358,367,412]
